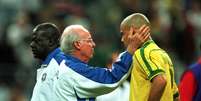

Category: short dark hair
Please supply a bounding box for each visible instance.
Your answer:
[34,23,60,39]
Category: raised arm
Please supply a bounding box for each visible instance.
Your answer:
[55,26,150,99]
[57,51,132,98]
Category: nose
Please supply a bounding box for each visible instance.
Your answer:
[121,37,124,42]
[92,41,96,48]
[30,42,34,49]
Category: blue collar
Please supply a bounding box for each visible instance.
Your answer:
[63,53,86,64]
[42,48,61,64]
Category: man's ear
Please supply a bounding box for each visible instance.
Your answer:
[73,41,81,50]
[49,39,57,47]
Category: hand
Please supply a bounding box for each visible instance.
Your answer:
[127,25,150,54]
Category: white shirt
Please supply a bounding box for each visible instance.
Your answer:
[53,51,133,101]
[96,81,130,101]
[30,48,61,101]
[31,59,60,101]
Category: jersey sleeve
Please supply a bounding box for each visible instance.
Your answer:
[136,49,166,81]
[56,51,133,98]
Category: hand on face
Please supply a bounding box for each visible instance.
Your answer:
[126,25,150,54]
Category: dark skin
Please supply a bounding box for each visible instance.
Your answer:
[30,31,52,60]
[148,74,167,101]
[30,23,60,61]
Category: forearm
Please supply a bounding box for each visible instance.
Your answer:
[148,75,167,101]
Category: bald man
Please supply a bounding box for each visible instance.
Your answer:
[53,25,149,101]
[120,13,179,101]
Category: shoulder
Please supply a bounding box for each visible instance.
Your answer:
[180,70,195,81]
[54,52,67,64]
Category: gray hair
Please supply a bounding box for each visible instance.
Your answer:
[60,25,83,54]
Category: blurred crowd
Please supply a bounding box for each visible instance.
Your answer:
[0,0,200,100]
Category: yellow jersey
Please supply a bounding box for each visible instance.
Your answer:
[129,40,179,101]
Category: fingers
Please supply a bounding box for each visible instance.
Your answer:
[137,25,150,41]
[142,32,150,42]
[128,25,150,42]
[138,25,150,37]
[126,33,142,54]
[139,25,146,32]
[126,25,150,54]
[131,25,150,39]
[128,27,134,38]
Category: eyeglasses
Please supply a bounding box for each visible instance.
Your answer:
[78,38,94,43]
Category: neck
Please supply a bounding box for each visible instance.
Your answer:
[71,51,89,63]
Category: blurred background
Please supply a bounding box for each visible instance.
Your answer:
[0,0,200,100]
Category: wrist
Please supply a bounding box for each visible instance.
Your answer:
[126,46,137,54]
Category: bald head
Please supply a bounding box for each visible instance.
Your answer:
[120,13,150,31]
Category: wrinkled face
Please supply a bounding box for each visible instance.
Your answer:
[30,31,50,60]
[78,30,96,62]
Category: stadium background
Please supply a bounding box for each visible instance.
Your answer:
[0,0,200,100]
